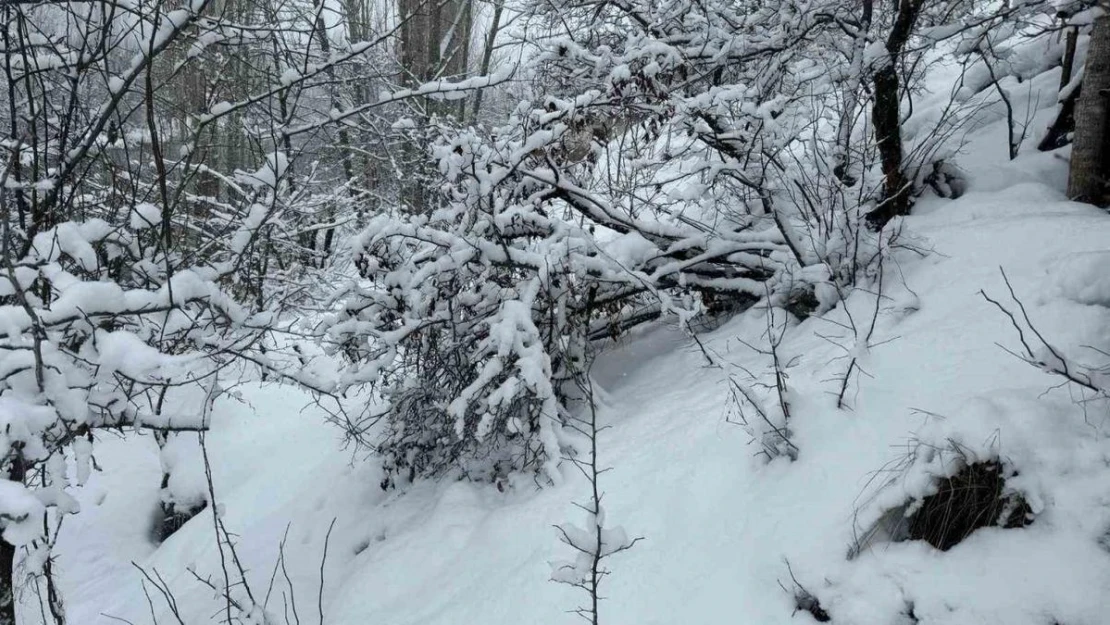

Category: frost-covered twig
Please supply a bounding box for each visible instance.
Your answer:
[980,267,1108,397]
[552,365,641,625]
[734,297,801,460]
[318,518,336,625]
[131,564,186,625]
[829,255,886,410]
[780,558,830,622]
[727,376,797,460]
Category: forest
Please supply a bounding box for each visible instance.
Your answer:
[0,0,1109,622]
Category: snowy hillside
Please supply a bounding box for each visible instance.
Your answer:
[5,0,1110,624]
[49,103,1110,624]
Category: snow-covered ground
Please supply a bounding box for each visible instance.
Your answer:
[38,58,1110,625]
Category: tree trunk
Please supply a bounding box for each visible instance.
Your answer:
[471,0,502,122]
[397,0,473,214]
[1060,27,1079,92]
[1038,82,1081,152]
[865,0,924,230]
[1037,27,1081,152]
[0,528,15,624]
[868,65,911,228]
[1068,15,1110,207]
[313,2,354,264]
[0,453,26,625]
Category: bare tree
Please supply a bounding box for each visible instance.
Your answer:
[865,0,926,230]
[552,363,641,625]
[0,0,504,615]
[396,0,474,214]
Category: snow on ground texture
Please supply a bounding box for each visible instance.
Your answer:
[44,177,1110,625]
[43,92,1110,625]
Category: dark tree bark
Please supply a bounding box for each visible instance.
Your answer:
[1038,27,1083,154]
[866,0,925,230]
[0,451,26,625]
[1068,15,1110,207]
[1038,27,1081,152]
[1038,82,1081,152]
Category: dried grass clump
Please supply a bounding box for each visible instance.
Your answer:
[906,459,1032,551]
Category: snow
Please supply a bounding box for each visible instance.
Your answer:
[603,232,658,267]
[26,21,1110,625]
[235,152,289,189]
[279,68,301,86]
[919,23,965,42]
[129,202,162,230]
[0,482,44,547]
[92,329,192,383]
[208,101,233,117]
[45,137,1110,624]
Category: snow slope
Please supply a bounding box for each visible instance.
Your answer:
[41,66,1110,625]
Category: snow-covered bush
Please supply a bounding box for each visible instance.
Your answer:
[0,0,417,612]
[324,0,871,485]
[319,0,1077,486]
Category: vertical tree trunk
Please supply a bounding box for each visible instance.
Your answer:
[1038,27,1081,153]
[866,0,924,230]
[397,0,472,215]
[471,0,504,122]
[1068,15,1110,207]
[398,0,433,215]
[0,453,26,625]
[869,66,910,225]
[1060,27,1079,92]
[0,527,15,624]
[313,2,354,263]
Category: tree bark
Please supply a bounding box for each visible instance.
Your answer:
[868,66,911,227]
[1068,15,1110,207]
[471,0,503,122]
[397,0,473,214]
[1038,82,1081,152]
[866,0,924,230]
[313,1,353,263]
[0,453,26,625]
[1060,26,1079,92]
[1038,27,1081,152]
